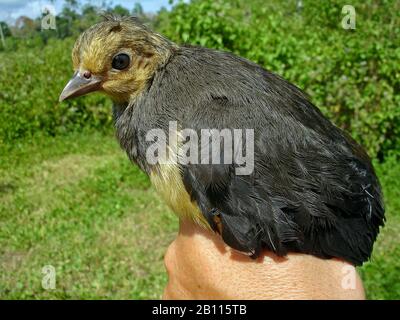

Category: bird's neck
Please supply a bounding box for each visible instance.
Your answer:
[112,102,128,122]
[111,88,147,122]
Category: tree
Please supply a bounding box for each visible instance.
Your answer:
[111,5,130,16]
[82,4,98,16]
[132,3,144,16]
[65,0,79,10]
[0,21,11,37]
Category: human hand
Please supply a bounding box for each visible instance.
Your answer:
[163,219,365,300]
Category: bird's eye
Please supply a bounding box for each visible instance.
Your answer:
[112,53,130,70]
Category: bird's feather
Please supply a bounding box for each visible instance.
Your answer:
[114,44,384,266]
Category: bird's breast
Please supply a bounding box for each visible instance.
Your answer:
[150,163,210,229]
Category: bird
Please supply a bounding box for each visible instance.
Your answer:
[59,14,385,266]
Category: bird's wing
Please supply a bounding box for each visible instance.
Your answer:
[179,92,384,265]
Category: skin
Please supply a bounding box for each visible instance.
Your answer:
[163,219,365,300]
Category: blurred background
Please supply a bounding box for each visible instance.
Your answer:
[0,0,398,299]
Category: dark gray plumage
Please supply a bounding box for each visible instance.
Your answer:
[114,44,385,266]
[61,16,385,266]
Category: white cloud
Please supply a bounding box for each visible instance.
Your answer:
[0,0,43,22]
[0,0,180,23]
[0,0,62,22]
[0,0,27,6]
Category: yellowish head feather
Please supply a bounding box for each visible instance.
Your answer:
[71,16,176,103]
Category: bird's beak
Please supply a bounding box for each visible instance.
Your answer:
[59,71,102,102]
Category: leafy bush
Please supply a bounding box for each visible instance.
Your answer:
[0,38,112,144]
[1,0,399,160]
[158,0,400,159]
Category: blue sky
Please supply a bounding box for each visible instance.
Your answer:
[0,0,176,22]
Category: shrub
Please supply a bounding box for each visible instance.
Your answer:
[158,0,400,159]
[1,0,399,159]
[0,38,112,144]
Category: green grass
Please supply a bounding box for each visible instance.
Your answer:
[0,130,177,299]
[359,156,400,299]
[0,130,399,299]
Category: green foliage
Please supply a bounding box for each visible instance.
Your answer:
[0,38,112,145]
[158,0,245,49]
[359,155,400,299]
[158,0,400,159]
[112,5,131,17]
[1,0,398,159]
[0,21,12,37]
[132,3,144,16]
[0,2,158,143]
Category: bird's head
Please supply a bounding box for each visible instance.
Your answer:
[59,15,175,104]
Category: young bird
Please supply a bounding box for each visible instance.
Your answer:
[60,15,385,266]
